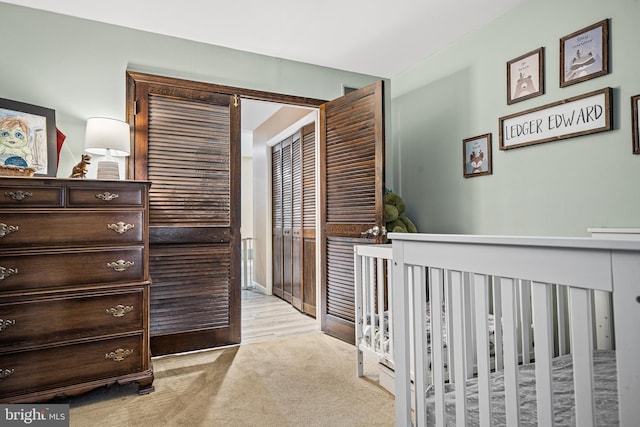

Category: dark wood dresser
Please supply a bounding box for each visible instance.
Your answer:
[0,177,153,402]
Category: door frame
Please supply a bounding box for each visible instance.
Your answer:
[126,72,327,178]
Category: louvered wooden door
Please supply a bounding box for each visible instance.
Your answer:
[291,131,303,310]
[271,143,284,299]
[301,123,316,317]
[319,81,385,344]
[281,136,293,303]
[127,72,241,355]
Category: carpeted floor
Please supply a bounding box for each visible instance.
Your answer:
[63,331,395,426]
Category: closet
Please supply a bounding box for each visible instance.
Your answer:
[272,123,316,317]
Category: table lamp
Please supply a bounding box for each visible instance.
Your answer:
[84,117,131,180]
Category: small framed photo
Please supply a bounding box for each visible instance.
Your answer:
[507,47,544,104]
[0,98,57,176]
[560,19,609,87]
[463,133,492,178]
[632,95,640,154]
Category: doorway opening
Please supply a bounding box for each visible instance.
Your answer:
[240,98,321,341]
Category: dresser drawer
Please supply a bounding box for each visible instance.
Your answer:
[67,185,144,207]
[0,334,144,399]
[0,185,63,208]
[0,290,144,351]
[0,211,143,248]
[0,247,144,293]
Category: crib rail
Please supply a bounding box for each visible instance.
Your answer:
[355,244,393,376]
[391,233,640,427]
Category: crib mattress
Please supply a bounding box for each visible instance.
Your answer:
[425,350,618,426]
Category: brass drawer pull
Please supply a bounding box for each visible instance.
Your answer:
[107,222,135,234]
[107,260,134,272]
[96,192,119,201]
[105,348,133,362]
[0,319,15,332]
[0,368,15,380]
[0,223,18,237]
[4,191,33,201]
[0,266,18,280]
[106,305,134,317]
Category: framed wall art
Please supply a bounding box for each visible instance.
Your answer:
[507,47,544,105]
[463,133,492,178]
[0,97,57,176]
[632,94,640,154]
[560,19,609,87]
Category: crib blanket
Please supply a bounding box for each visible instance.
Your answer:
[425,350,618,426]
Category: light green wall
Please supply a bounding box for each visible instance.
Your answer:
[0,3,382,178]
[390,0,640,237]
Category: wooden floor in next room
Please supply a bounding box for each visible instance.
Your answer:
[241,288,318,344]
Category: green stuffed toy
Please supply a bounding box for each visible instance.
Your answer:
[385,190,417,234]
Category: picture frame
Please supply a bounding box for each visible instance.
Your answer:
[0,97,57,176]
[499,87,612,150]
[463,133,492,178]
[632,94,640,154]
[560,19,609,87]
[507,47,544,105]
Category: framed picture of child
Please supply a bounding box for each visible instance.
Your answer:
[0,97,57,176]
[463,133,492,178]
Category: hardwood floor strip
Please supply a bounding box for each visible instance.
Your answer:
[241,289,318,344]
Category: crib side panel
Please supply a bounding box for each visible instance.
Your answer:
[611,250,640,426]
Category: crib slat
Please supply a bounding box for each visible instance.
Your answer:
[569,287,595,427]
[386,258,394,362]
[493,280,504,371]
[392,243,412,427]
[499,277,522,426]
[450,270,468,426]
[368,257,376,352]
[464,273,476,379]
[412,266,429,426]
[376,257,386,358]
[555,285,569,356]
[520,280,532,364]
[445,273,455,384]
[532,281,555,427]
[355,248,365,377]
[473,273,492,427]
[431,267,447,427]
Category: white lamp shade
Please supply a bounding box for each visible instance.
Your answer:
[84,117,131,157]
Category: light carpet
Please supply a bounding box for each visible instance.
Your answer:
[63,331,395,426]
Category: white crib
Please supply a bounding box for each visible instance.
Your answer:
[389,233,640,426]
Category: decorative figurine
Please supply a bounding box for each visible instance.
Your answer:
[70,154,91,179]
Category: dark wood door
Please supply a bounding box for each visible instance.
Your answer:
[301,123,316,317]
[271,142,284,299]
[281,136,293,303]
[319,81,385,344]
[126,72,241,355]
[291,131,303,311]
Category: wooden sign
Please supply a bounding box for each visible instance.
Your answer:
[499,87,612,150]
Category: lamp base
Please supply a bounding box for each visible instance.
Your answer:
[96,160,120,180]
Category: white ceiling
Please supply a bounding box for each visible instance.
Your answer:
[2,0,524,79]
[3,0,525,132]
